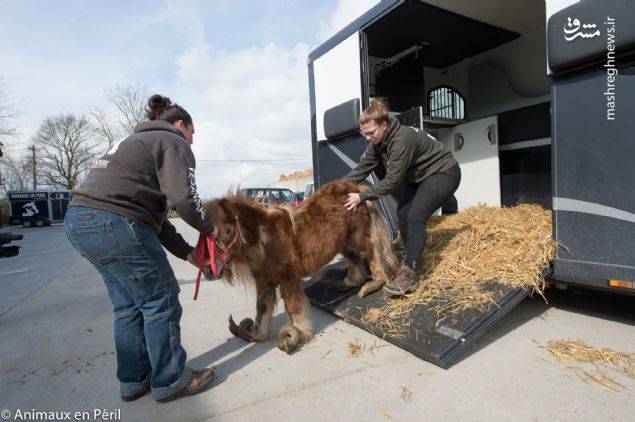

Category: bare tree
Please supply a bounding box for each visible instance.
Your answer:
[0,152,33,193]
[0,76,18,142]
[105,85,148,134]
[32,114,98,189]
[91,84,148,152]
[0,76,22,196]
[90,108,121,152]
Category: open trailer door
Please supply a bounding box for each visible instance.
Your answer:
[309,26,368,185]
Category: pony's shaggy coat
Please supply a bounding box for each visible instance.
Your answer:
[203,180,398,352]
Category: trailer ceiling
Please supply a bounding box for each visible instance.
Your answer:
[366,0,520,69]
[424,0,545,34]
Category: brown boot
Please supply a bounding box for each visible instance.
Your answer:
[383,265,418,296]
[156,368,215,403]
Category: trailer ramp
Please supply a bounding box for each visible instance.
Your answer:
[305,260,536,368]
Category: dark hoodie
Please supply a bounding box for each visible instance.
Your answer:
[70,120,214,259]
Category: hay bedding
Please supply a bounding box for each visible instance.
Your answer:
[363,204,557,336]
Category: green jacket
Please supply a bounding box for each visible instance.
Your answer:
[344,116,457,201]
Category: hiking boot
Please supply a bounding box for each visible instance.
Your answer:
[383,265,419,296]
[156,368,215,403]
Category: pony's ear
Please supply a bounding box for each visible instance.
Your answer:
[218,198,237,223]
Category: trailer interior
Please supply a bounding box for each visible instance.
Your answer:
[365,0,551,210]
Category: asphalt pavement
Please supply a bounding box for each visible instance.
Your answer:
[0,224,80,315]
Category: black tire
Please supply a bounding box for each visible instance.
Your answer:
[22,219,33,228]
[35,219,45,227]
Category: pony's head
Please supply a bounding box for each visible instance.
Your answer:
[201,189,255,280]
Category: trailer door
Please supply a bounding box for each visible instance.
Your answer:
[311,32,367,186]
[313,32,363,143]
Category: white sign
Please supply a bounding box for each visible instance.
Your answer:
[22,201,40,217]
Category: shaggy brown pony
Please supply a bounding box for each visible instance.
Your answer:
[203,179,399,353]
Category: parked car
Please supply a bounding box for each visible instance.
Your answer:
[304,182,314,199]
[0,232,22,258]
[286,192,304,207]
[241,188,293,206]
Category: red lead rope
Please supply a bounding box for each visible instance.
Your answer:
[193,233,225,300]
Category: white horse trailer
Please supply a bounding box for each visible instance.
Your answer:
[305,0,635,367]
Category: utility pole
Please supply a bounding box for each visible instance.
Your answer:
[31,145,37,189]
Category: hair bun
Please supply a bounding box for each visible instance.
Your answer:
[147,94,172,120]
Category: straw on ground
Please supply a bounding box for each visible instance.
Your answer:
[543,338,634,392]
[347,340,364,358]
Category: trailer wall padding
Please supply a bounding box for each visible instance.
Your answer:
[324,99,361,140]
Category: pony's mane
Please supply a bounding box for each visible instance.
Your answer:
[222,185,256,208]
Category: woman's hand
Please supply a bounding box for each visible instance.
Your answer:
[186,248,200,267]
[345,193,361,211]
[187,226,219,268]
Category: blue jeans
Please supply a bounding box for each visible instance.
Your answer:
[64,206,192,400]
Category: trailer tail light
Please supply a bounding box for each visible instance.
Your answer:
[608,279,634,289]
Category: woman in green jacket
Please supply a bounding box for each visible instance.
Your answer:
[344,99,461,296]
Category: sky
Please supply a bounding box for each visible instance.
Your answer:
[0,0,380,197]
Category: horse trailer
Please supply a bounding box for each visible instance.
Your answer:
[7,190,71,227]
[304,0,634,367]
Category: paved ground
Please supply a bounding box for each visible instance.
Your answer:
[0,221,633,421]
[0,224,78,315]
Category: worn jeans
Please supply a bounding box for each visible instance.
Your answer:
[64,206,192,400]
[397,163,462,268]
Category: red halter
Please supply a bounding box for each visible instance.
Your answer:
[192,223,246,300]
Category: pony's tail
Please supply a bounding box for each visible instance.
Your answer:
[367,201,399,280]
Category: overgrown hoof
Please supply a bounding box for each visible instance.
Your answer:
[358,279,386,298]
[278,323,302,354]
[228,315,256,342]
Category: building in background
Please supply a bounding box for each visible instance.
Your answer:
[267,169,313,193]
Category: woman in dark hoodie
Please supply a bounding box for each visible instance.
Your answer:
[343,99,461,296]
[64,95,217,403]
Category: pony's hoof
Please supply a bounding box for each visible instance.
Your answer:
[278,323,301,354]
[228,315,256,341]
[358,279,386,298]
